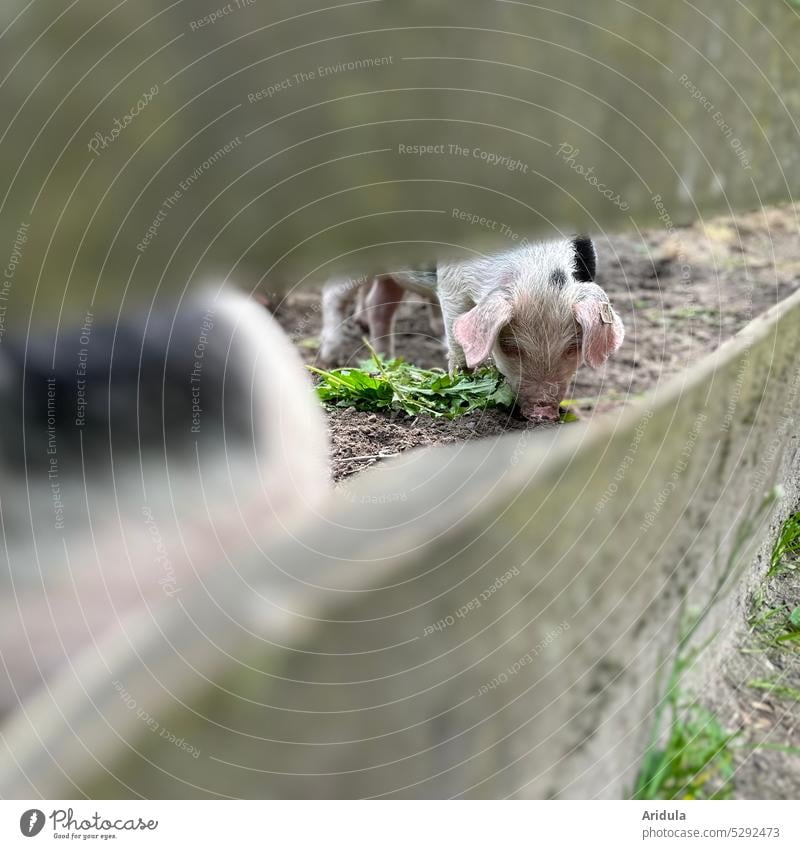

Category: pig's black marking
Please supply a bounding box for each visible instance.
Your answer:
[572,236,596,282]
[550,268,567,289]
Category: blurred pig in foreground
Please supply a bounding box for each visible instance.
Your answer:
[0,289,327,718]
[320,237,624,420]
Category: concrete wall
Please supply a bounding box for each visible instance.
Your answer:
[2,287,798,798]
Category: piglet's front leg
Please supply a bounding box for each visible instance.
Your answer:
[447,348,468,375]
[439,296,470,375]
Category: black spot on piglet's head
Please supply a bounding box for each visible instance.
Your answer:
[572,236,596,282]
[550,268,567,289]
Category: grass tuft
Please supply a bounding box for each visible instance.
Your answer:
[633,702,738,800]
[747,679,800,703]
[747,510,800,654]
[767,510,800,579]
[736,505,800,767]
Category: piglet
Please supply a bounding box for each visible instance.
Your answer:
[319,237,624,421]
[441,237,624,420]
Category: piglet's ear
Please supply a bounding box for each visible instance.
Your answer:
[453,294,513,369]
[573,291,624,368]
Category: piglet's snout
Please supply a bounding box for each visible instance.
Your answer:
[519,381,563,421]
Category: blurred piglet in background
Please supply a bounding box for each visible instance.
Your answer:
[0,289,328,720]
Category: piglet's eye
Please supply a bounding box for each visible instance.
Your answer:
[565,341,581,356]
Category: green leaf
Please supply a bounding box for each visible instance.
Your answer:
[488,383,516,407]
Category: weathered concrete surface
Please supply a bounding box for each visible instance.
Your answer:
[2,287,799,799]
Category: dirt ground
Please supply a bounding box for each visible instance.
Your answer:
[272,203,800,481]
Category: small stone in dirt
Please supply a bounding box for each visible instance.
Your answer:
[367,414,377,422]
